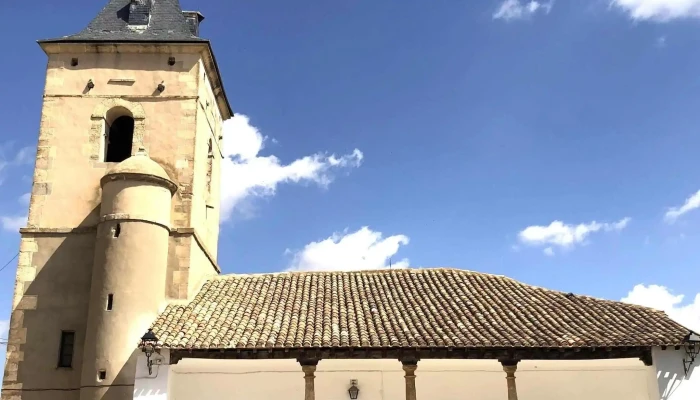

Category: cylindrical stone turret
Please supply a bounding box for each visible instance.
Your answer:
[80,148,177,400]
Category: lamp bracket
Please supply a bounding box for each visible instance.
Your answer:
[682,333,700,377]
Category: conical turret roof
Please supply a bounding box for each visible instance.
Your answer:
[102,149,178,194]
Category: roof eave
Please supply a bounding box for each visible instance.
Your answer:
[37,38,207,45]
[203,41,234,120]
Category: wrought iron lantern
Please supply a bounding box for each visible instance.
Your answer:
[348,379,360,399]
[683,332,700,376]
[140,329,159,375]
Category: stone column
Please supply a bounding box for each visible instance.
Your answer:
[500,360,519,400]
[299,360,318,400]
[402,360,419,400]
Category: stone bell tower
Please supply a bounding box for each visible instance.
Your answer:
[1,1,232,399]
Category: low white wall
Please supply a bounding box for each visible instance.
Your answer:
[169,358,650,400]
[132,347,699,400]
[653,347,698,400]
[134,351,170,400]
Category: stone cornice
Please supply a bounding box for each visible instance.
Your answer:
[20,226,221,274]
[38,41,233,120]
[100,173,178,195]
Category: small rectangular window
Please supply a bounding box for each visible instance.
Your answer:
[106,294,113,311]
[98,370,107,381]
[112,223,121,238]
[58,331,75,368]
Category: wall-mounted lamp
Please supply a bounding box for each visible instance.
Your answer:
[140,329,160,375]
[683,332,700,376]
[157,82,166,93]
[348,379,359,399]
[87,79,95,90]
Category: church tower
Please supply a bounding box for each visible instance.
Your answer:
[2,1,231,399]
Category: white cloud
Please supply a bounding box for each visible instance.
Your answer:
[0,194,29,232]
[656,35,667,47]
[287,227,410,271]
[0,144,34,186]
[220,114,363,221]
[622,284,700,332]
[1,215,26,232]
[0,144,34,166]
[0,319,8,371]
[664,189,700,223]
[493,0,554,21]
[18,193,30,206]
[13,147,35,165]
[612,0,700,21]
[518,217,630,255]
[0,319,7,335]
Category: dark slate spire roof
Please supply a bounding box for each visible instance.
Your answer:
[40,0,205,43]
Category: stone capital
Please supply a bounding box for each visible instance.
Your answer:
[299,359,319,375]
[401,360,418,375]
[500,359,519,375]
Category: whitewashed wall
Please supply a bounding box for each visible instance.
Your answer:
[134,351,170,400]
[653,347,698,399]
[133,347,698,400]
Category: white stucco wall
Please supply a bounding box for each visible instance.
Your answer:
[652,347,698,399]
[133,347,699,400]
[134,351,170,400]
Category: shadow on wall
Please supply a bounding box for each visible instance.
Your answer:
[133,352,168,400]
[5,206,144,399]
[12,207,99,397]
[134,388,165,398]
[656,350,695,400]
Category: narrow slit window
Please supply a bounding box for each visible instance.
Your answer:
[105,115,134,162]
[57,331,75,368]
[106,294,113,311]
[206,139,214,194]
[112,223,121,238]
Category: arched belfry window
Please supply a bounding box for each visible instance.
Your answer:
[104,108,135,163]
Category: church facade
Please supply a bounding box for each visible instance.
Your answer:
[1,1,699,400]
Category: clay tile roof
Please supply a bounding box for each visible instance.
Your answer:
[151,268,691,350]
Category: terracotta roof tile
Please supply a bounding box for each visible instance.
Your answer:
[151,268,690,350]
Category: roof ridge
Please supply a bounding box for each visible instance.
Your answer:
[209,268,675,315]
[213,266,508,279]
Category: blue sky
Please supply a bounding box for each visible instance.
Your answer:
[2,0,700,354]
